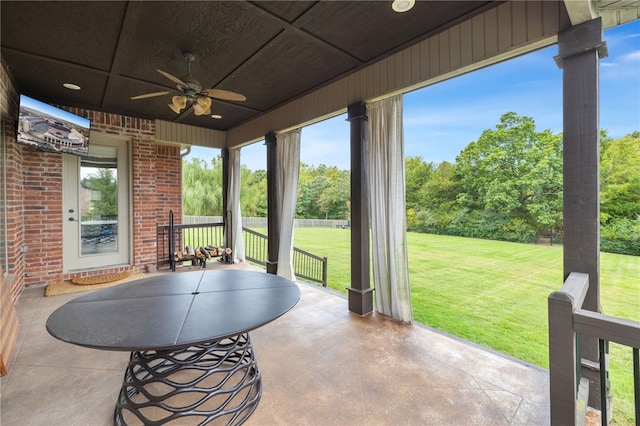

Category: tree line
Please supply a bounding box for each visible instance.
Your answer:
[182,112,640,255]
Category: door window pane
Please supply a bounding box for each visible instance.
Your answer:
[80,146,118,255]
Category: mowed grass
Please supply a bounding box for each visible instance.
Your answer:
[292,228,640,425]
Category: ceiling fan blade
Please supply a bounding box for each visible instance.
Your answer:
[130,91,171,100]
[204,88,246,102]
[157,69,188,88]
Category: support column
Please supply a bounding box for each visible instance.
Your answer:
[555,17,607,409]
[265,133,279,275]
[221,148,230,248]
[347,102,373,316]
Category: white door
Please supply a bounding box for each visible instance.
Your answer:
[63,134,130,272]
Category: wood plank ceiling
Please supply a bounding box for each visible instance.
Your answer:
[1,1,496,132]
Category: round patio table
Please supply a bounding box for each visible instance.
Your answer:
[46,269,300,425]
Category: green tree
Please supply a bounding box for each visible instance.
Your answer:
[455,112,563,236]
[81,167,117,218]
[424,161,459,210]
[182,157,224,216]
[241,168,267,217]
[317,170,350,219]
[407,161,459,232]
[600,132,640,222]
[298,175,330,218]
[405,157,435,210]
[296,164,350,219]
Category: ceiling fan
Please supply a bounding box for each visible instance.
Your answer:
[131,52,246,117]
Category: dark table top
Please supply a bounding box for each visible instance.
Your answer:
[46,270,300,351]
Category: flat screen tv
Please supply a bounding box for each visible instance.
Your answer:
[17,94,90,157]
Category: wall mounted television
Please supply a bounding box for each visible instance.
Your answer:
[17,94,90,157]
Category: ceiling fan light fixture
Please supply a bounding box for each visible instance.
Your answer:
[168,95,187,114]
[168,103,182,114]
[196,96,212,109]
[133,52,245,117]
[193,96,212,116]
[392,0,415,12]
[193,104,205,116]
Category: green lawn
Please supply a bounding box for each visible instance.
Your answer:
[292,228,640,425]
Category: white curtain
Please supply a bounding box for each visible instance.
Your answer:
[227,149,245,263]
[367,95,413,323]
[276,129,301,280]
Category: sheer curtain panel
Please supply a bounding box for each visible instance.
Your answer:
[276,129,301,280]
[367,95,413,323]
[228,149,245,262]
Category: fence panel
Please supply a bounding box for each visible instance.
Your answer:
[184,216,349,229]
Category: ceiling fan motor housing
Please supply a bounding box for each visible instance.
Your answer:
[180,74,203,94]
[130,51,245,116]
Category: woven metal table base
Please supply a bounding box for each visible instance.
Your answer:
[114,333,261,425]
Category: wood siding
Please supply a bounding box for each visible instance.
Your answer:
[155,120,226,149]
[227,1,571,147]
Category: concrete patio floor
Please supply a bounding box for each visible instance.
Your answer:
[1,263,550,425]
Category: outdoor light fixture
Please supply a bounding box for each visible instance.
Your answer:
[392,0,415,13]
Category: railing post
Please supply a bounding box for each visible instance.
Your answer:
[549,290,580,425]
[549,272,591,425]
[634,348,639,421]
[169,210,175,272]
[322,257,328,287]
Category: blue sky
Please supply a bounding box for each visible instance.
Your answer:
[20,94,90,129]
[189,20,639,171]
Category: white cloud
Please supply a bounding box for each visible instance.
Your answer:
[623,50,640,62]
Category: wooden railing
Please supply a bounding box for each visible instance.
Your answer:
[242,227,268,268]
[548,273,640,425]
[292,246,328,287]
[242,227,327,287]
[157,215,328,287]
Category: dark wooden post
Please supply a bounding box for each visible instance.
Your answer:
[265,132,279,275]
[548,273,590,425]
[555,17,607,409]
[221,148,230,247]
[347,102,373,316]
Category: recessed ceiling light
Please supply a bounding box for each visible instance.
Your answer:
[392,0,415,13]
[63,83,81,90]
[211,114,222,119]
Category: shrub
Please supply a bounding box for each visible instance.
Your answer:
[600,217,640,256]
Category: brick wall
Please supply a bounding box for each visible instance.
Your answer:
[0,69,184,289]
[22,150,64,286]
[1,62,25,300]
[156,144,183,223]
